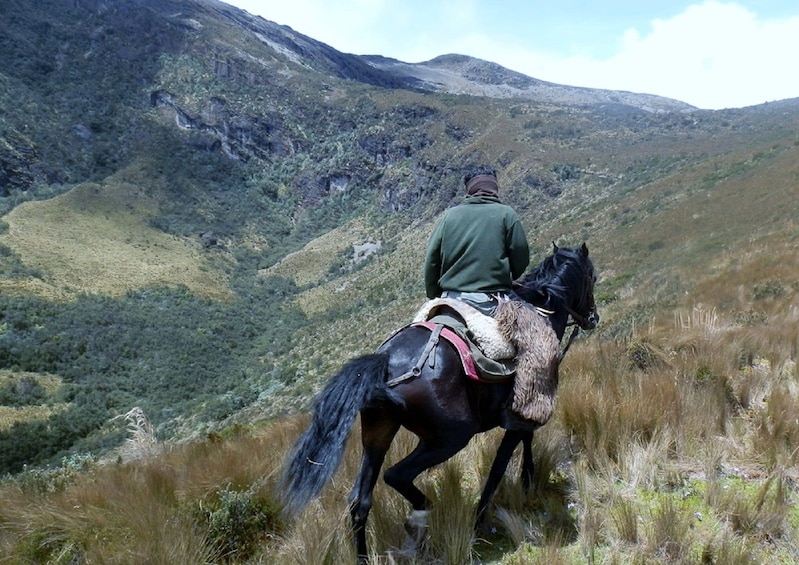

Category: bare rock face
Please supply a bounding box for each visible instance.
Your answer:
[0,131,64,196]
[150,89,287,161]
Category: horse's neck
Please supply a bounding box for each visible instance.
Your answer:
[550,312,569,340]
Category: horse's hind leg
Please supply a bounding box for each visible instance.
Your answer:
[349,408,400,563]
[383,435,471,548]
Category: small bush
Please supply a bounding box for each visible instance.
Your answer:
[626,339,668,371]
[8,453,96,496]
[193,484,283,562]
[753,280,785,300]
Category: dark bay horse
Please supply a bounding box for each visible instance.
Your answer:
[281,243,598,562]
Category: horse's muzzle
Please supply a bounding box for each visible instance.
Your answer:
[584,311,600,330]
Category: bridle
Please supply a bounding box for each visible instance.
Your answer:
[560,262,598,360]
[565,305,596,331]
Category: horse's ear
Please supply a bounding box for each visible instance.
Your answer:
[552,241,559,253]
[580,242,589,257]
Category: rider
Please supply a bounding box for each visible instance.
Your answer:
[424,166,539,432]
[424,166,530,316]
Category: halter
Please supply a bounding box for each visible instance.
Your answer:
[565,304,594,330]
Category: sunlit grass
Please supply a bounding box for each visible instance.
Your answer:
[0,370,68,431]
[0,403,70,431]
[0,164,232,301]
[1,266,798,563]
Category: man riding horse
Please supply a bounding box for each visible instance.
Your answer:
[423,165,557,431]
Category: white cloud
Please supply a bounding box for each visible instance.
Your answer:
[505,2,799,108]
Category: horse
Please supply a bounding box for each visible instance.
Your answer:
[280,243,598,563]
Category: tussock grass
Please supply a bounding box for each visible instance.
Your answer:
[2,278,798,563]
[0,418,296,563]
[112,406,160,462]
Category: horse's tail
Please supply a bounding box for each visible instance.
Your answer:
[280,353,391,516]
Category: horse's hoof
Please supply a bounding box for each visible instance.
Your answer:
[400,509,429,557]
[404,509,429,530]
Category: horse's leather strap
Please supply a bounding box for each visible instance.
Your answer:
[386,323,443,387]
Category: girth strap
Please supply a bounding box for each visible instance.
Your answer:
[386,323,444,387]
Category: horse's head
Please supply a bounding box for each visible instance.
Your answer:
[562,242,599,330]
[515,242,599,332]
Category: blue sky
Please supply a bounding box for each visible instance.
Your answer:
[225,1,799,109]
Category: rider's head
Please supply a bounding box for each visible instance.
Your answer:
[464,166,499,197]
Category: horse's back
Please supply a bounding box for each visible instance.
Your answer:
[375,324,510,435]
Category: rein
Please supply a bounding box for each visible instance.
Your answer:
[564,304,592,331]
[560,325,580,361]
[538,306,582,362]
[551,280,594,362]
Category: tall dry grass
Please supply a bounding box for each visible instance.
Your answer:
[1,288,798,563]
[549,285,799,563]
[0,418,299,563]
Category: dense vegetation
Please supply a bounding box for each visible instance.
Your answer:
[1,284,797,562]
[0,279,311,472]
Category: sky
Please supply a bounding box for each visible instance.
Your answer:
[223,1,799,110]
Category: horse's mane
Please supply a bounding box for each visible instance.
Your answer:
[515,246,590,310]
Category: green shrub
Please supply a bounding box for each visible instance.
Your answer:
[753,280,785,300]
[193,484,283,562]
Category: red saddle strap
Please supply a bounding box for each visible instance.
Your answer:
[411,321,480,379]
[383,321,481,385]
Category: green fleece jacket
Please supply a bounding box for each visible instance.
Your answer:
[424,195,530,299]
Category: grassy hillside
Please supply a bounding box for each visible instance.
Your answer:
[0,0,797,470]
[1,284,798,563]
[0,164,232,300]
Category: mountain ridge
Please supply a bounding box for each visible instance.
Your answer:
[364,53,696,112]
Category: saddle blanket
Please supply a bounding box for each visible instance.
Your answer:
[413,298,516,359]
[412,321,512,383]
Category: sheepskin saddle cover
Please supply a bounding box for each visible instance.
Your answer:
[412,298,516,359]
[413,297,561,425]
[495,300,561,424]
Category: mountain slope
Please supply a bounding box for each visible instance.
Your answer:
[0,0,796,472]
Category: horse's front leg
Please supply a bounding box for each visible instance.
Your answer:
[520,431,535,492]
[475,430,531,528]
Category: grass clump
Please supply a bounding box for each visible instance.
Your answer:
[193,483,283,562]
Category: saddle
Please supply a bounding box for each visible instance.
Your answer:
[412,298,517,382]
[388,297,562,425]
[413,298,516,359]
